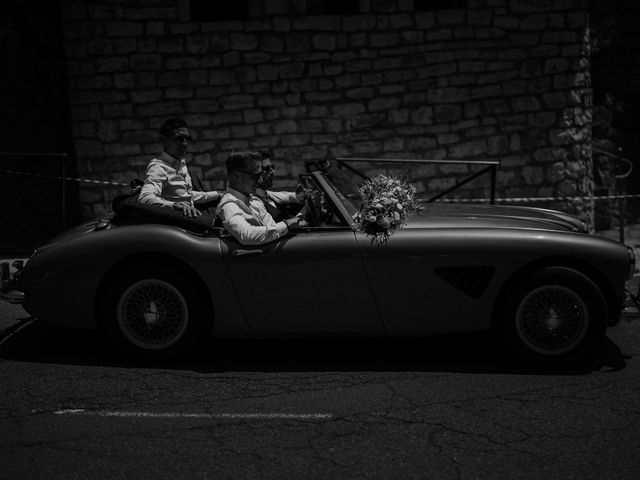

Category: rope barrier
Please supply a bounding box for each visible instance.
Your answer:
[3,167,640,204]
[0,168,128,187]
[430,194,640,203]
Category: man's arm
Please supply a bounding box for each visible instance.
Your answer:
[138,165,173,207]
[219,203,292,246]
[192,190,224,204]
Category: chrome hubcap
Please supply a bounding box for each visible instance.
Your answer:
[117,279,188,350]
[516,285,589,355]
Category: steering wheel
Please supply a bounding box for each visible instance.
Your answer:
[304,190,321,227]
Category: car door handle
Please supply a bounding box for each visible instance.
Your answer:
[233,249,264,256]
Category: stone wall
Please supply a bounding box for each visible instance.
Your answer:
[60,0,593,224]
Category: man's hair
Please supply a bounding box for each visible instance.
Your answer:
[160,118,187,138]
[259,150,271,160]
[226,150,262,174]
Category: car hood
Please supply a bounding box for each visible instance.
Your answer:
[407,203,586,232]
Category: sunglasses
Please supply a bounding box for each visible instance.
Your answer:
[174,135,191,143]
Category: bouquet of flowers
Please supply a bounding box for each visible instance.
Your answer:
[353,174,421,245]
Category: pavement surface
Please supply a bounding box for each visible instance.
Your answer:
[1,224,639,479]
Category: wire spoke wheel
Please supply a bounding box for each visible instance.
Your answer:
[497,266,606,365]
[117,279,189,350]
[516,285,589,356]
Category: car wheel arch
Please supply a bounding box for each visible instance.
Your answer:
[95,252,214,328]
[491,255,619,330]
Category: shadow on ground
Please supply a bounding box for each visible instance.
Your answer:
[0,318,629,375]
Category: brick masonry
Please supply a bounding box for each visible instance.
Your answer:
[60,0,593,224]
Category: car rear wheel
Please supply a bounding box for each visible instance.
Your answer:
[496,266,607,365]
[98,263,210,361]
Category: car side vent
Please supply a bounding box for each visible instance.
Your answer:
[434,266,495,299]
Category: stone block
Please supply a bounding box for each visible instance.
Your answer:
[159,71,188,87]
[209,70,237,85]
[131,89,162,103]
[511,96,541,112]
[106,21,142,37]
[437,10,465,25]
[448,139,487,158]
[488,135,509,154]
[136,102,180,117]
[387,109,409,125]
[281,134,311,146]
[542,31,577,43]
[427,87,469,104]
[529,111,557,128]
[521,14,547,31]
[230,125,256,139]
[294,15,341,30]
[459,61,486,73]
[184,37,208,55]
[165,87,194,99]
[279,62,305,79]
[410,106,434,125]
[369,97,401,111]
[105,143,141,156]
[542,92,567,108]
[501,80,526,96]
[131,54,162,71]
[230,34,258,51]
[352,141,382,154]
[342,15,377,31]
[331,102,366,117]
[435,104,462,122]
[312,33,337,51]
[422,62,457,77]
[471,85,501,100]
[371,33,399,48]
[427,28,453,41]
[122,130,157,143]
[344,59,372,72]
[519,60,543,78]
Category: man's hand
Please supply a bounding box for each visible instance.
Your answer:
[295,184,311,203]
[284,215,306,231]
[173,201,202,218]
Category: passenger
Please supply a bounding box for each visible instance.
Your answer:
[138,118,223,218]
[252,150,307,221]
[216,151,305,246]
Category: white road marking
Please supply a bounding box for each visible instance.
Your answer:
[53,409,332,420]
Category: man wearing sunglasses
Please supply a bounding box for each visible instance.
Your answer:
[252,150,308,222]
[216,150,305,246]
[138,118,223,217]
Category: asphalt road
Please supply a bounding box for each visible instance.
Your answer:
[1,310,640,480]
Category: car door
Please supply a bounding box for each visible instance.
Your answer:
[220,225,383,334]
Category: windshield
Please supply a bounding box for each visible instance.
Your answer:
[320,164,363,219]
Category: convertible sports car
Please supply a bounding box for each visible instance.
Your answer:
[1,161,636,364]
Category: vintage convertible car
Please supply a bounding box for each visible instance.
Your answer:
[1,161,636,364]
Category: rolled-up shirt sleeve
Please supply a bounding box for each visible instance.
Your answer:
[192,190,222,204]
[138,165,174,207]
[219,203,288,246]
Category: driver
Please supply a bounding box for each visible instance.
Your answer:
[252,150,307,221]
[215,151,305,246]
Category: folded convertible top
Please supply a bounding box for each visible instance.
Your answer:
[112,193,220,235]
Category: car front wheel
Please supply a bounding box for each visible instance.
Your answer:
[98,263,210,361]
[496,266,607,365]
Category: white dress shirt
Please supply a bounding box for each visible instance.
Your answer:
[216,188,289,246]
[138,151,221,208]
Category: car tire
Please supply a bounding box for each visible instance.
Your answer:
[97,262,211,362]
[496,266,607,365]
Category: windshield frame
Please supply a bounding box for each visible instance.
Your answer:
[312,165,364,227]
